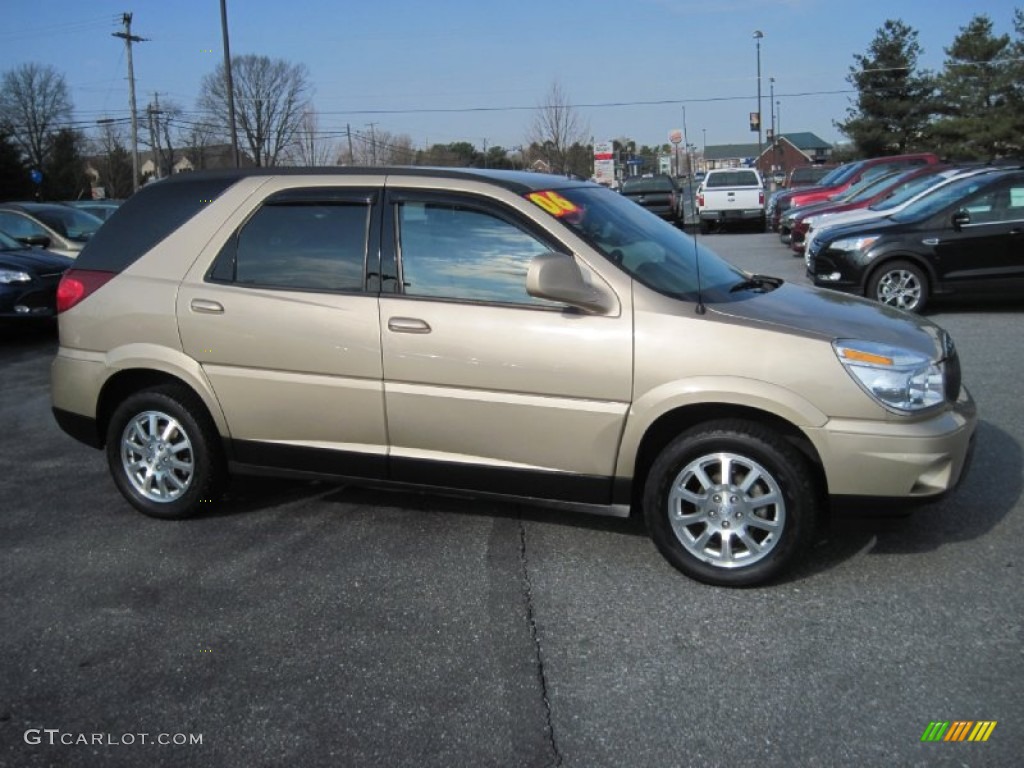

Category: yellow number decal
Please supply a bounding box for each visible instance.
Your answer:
[527,190,580,217]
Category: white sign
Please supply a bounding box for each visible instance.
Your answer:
[593,140,615,184]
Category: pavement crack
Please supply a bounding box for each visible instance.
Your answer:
[519,518,564,767]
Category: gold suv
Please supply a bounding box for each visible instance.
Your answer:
[50,169,977,586]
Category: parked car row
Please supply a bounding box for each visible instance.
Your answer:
[0,200,121,324]
[767,160,1024,312]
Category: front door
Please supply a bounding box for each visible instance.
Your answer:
[378,190,633,504]
[933,179,1024,291]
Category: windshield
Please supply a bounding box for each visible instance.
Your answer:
[843,168,925,202]
[0,230,24,250]
[32,207,102,242]
[823,161,865,187]
[870,171,950,211]
[889,174,997,223]
[526,186,749,302]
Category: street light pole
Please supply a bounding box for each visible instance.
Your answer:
[754,30,764,171]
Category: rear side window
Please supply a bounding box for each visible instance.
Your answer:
[232,203,369,291]
[74,176,238,272]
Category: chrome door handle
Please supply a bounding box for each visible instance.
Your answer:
[190,298,224,314]
[921,238,940,246]
[387,317,431,334]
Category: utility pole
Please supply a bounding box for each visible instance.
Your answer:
[366,122,378,165]
[148,92,164,179]
[346,123,354,165]
[753,30,764,169]
[220,0,240,168]
[113,13,146,193]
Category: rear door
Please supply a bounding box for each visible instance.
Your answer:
[377,186,633,503]
[176,183,388,478]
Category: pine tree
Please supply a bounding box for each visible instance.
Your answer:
[930,15,1016,159]
[0,131,32,200]
[42,129,90,200]
[836,20,935,156]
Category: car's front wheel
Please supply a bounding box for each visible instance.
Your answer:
[106,385,225,519]
[643,420,817,587]
[868,260,929,312]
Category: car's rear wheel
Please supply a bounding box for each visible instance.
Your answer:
[106,385,225,519]
[643,420,816,587]
[868,260,929,312]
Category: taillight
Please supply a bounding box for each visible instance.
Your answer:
[56,269,116,313]
[759,190,765,206]
[697,193,704,207]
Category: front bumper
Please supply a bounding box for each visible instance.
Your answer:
[805,387,977,499]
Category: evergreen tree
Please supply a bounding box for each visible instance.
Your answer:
[0,131,32,201]
[1006,8,1024,151]
[836,20,935,156]
[42,128,89,200]
[930,15,1015,159]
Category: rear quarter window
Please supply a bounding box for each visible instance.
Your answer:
[73,176,239,273]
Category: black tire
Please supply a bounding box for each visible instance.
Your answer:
[643,420,817,587]
[106,384,226,520]
[867,259,929,312]
[698,219,710,235]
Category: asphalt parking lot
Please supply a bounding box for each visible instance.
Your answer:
[1,232,1021,768]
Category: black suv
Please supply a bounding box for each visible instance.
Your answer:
[619,175,682,224]
[808,168,1024,312]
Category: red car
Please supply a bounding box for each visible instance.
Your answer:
[786,165,948,252]
[772,152,941,240]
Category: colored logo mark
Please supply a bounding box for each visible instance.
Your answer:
[921,721,997,742]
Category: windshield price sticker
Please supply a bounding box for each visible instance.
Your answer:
[527,190,580,217]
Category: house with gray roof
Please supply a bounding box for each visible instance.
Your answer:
[702,132,834,179]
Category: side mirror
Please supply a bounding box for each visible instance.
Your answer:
[951,209,970,231]
[18,234,51,249]
[527,252,615,314]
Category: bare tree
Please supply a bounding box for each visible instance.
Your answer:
[287,107,336,166]
[90,121,134,199]
[347,128,415,166]
[198,54,311,167]
[142,97,185,177]
[0,63,74,170]
[182,118,220,170]
[528,81,589,175]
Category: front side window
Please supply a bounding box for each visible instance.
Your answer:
[396,202,558,306]
[227,202,369,292]
[963,183,1024,224]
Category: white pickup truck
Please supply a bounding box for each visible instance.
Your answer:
[696,168,765,233]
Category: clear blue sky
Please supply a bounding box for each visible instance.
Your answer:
[2,0,1020,155]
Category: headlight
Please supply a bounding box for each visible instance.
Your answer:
[0,269,32,284]
[834,340,944,412]
[829,235,879,252]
